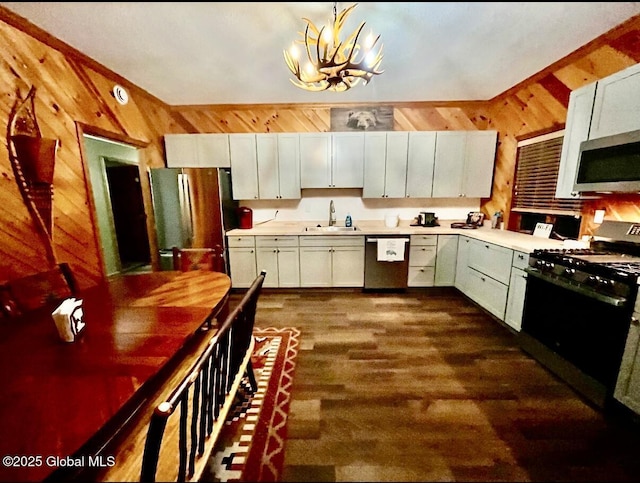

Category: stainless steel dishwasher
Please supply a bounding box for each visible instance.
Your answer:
[364,235,411,290]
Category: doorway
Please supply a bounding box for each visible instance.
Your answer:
[83,134,150,276]
[105,160,151,271]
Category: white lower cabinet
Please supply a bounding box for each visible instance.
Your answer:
[465,268,509,320]
[504,251,529,331]
[408,235,437,287]
[255,236,300,288]
[435,235,458,286]
[615,313,640,415]
[227,236,257,288]
[457,237,513,320]
[455,236,472,293]
[299,236,364,287]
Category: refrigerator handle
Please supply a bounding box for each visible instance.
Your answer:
[178,173,194,247]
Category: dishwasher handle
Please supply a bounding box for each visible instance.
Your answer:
[366,237,410,243]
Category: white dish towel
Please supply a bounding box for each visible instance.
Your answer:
[377,238,406,262]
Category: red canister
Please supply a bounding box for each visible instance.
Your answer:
[237,206,253,229]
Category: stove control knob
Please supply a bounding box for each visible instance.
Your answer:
[563,267,576,277]
[586,275,599,286]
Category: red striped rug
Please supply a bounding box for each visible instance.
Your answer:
[202,327,299,482]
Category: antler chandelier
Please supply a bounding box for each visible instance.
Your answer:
[283,2,384,92]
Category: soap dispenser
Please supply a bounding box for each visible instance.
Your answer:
[345,213,352,227]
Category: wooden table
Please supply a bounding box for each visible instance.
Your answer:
[0,271,231,483]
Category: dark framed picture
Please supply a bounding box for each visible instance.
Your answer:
[330,106,394,132]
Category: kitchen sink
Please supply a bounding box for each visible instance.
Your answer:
[304,225,359,232]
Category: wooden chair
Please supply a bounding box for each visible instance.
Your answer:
[4,262,78,316]
[172,246,226,273]
[139,270,267,483]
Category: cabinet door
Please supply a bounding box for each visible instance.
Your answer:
[277,133,301,199]
[196,134,230,167]
[277,247,301,288]
[463,131,497,198]
[299,246,332,287]
[505,267,527,331]
[432,131,466,197]
[332,246,365,287]
[468,239,513,285]
[228,247,257,288]
[164,134,199,167]
[406,131,436,198]
[590,62,640,140]
[300,133,331,188]
[332,132,364,188]
[556,83,597,198]
[256,247,280,288]
[384,131,409,198]
[466,267,508,320]
[230,134,259,200]
[363,132,387,198]
[256,134,280,199]
[455,236,471,292]
[614,315,640,415]
[435,235,458,286]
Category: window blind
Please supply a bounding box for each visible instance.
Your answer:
[512,136,583,216]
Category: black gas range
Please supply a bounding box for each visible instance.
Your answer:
[519,220,640,409]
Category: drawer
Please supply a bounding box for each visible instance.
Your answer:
[410,234,437,246]
[255,235,298,247]
[226,235,255,248]
[299,235,364,247]
[408,266,435,287]
[409,245,436,266]
[512,250,529,270]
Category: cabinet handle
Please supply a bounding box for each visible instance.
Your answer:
[481,276,486,281]
[518,254,525,260]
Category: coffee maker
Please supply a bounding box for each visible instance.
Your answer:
[413,211,439,227]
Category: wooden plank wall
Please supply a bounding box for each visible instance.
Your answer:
[2,7,640,288]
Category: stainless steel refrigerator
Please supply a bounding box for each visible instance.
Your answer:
[150,167,238,270]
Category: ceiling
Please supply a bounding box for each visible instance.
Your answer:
[3,2,640,106]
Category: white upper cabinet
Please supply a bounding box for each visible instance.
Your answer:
[164,133,230,168]
[363,131,409,198]
[555,82,597,199]
[589,62,640,140]
[331,132,365,188]
[256,133,301,199]
[463,131,498,198]
[432,130,497,198]
[300,133,332,188]
[432,131,466,197]
[300,132,364,188]
[229,134,259,200]
[406,131,437,198]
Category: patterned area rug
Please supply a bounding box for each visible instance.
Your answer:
[201,327,299,482]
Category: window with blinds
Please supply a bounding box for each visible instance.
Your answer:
[512,135,583,216]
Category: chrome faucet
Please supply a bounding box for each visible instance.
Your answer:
[329,199,336,226]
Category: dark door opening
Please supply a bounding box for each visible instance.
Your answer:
[105,162,151,271]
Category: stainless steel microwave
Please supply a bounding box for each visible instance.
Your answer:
[574,129,640,193]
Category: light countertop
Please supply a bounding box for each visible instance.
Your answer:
[226,219,566,253]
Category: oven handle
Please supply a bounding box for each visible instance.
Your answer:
[525,268,629,307]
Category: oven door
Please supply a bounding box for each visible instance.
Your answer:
[521,270,633,393]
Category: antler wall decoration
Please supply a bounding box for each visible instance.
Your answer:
[7,86,59,267]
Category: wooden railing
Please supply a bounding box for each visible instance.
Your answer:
[139,270,266,483]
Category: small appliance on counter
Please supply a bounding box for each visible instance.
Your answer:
[451,211,485,229]
[238,206,253,229]
[411,211,439,227]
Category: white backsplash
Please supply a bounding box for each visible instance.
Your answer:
[239,189,481,225]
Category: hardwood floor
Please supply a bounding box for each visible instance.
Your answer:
[231,287,640,482]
